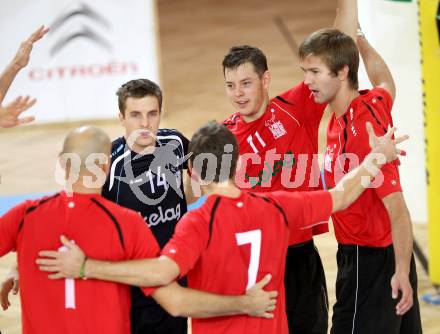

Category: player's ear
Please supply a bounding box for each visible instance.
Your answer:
[102,156,111,176]
[262,70,271,90]
[118,111,125,125]
[188,160,193,176]
[58,152,67,171]
[338,65,349,82]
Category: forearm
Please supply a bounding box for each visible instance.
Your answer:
[330,151,385,211]
[85,257,176,287]
[334,0,358,39]
[387,195,413,275]
[154,282,253,318]
[357,34,395,98]
[0,63,21,103]
[391,216,413,275]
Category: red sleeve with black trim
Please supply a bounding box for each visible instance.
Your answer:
[0,201,28,256]
[161,211,209,278]
[350,89,402,198]
[267,190,332,239]
[278,81,327,124]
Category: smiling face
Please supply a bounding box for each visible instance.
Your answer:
[119,95,161,153]
[300,54,344,105]
[224,62,270,122]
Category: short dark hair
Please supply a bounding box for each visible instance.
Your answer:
[222,45,268,77]
[116,79,163,115]
[299,28,359,89]
[189,121,239,183]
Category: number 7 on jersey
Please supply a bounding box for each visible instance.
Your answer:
[235,229,262,290]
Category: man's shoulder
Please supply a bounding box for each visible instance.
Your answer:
[110,137,126,159]
[94,195,143,222]
[222,112,241,128]
[157,128,185,138]
[355,88,392,111]
[12,193,62,217]
[157,128,188,146]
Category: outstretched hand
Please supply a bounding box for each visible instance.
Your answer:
[366,122,409,162]
[244,274,278,318]
[12,25,49,69]
[37,235,86,279]
[0,96,36,128]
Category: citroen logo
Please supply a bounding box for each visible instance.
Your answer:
[49,2,112,57]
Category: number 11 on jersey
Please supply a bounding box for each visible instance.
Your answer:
[247,131,266,154]
[235,229,262,290]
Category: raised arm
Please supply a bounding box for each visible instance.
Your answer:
[0,25,48,103]
[334,0,358,40]
[330,123,408,212]
[357,29,396,101]
[334,1,395,100]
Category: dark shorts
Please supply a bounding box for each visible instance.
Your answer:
[331,244,422,334]
[130,302,187,334]
[284,239,329,334]
[130,285,187,334]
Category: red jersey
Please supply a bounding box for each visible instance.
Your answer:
[223,82,328,243]
[0,192,160,334]
[162,190,332,334]
[324,87,402,246]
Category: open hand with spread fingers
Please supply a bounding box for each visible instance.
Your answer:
[12,25,49,70]
[366,122,409,162]
[0,96,36,128]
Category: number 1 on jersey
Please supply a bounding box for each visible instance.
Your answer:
[247,131,266,154]
[235,229,262,290]
[59,245,76,309]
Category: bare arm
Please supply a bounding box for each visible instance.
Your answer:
[357,31,396,101]
[37,236,179,286]
[0,25,48,103]
[330,123,408,212]
[382,192,414,315]
[37,237,278,319]
[84,255,179,287]
[153,277,277,318]
[334,0,358,39]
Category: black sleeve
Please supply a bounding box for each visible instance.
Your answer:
[181,133,190,170]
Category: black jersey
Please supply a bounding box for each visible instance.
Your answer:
[102,128,189,310]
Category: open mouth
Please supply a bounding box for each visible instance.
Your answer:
[310,90,320,98]
[236,100,249,108]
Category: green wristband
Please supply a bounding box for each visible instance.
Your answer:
[79,256,88,280]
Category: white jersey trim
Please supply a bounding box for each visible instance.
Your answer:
[108,150,131,191]
[271,101,300,127]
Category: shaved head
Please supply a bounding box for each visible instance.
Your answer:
[61,126,111,174]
